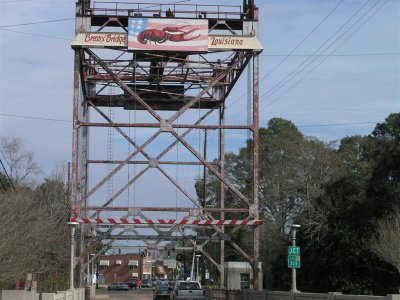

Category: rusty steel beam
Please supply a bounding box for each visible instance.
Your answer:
[88,102,154,156]
[85,49,162,122]
[89,166,150,218]
[107,235,227,241]
[169,53,247,124]
[71,50,80,217]
[156,109,215,160]
[136,210,162,235]
[252,53,261,290]
[171,131,251,207]
[183,234,220,269]
[85,109,215,215]
[78,122,251,130]
[82,131,161,202]
[157,166,201,208]
[219,105,226,288]
[80,206,249,213]
[87,160,219,166]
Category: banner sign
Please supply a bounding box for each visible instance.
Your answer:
[73,33,262,51]
[72,32,127,48]
[208,35,263,50]
[128,18,208,52]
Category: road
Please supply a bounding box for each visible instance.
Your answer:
[96,287,155,300]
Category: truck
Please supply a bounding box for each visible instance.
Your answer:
[171,281,205,300]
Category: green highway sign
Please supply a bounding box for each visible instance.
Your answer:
[288,246,300,255]
[288,246,301,269]
[288,255,298,262]
[288,259,301,268]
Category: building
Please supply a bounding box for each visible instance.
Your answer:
[98,254,142,284]
[224,262,263,290]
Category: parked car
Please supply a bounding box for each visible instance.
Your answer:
[167,279,176,287]
[151,278,159,286]
[157,278,169,286]
[171,281,205,299]
[153,284,172,299]
[125,277,142,289]
[142,279,152,288]
[107,282,130,291]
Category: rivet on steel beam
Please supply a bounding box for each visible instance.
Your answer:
[148,158,158,168]
[249,204,258,218]
[160,119,173,132]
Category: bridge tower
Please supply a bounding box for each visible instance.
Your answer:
[70,0,262,289]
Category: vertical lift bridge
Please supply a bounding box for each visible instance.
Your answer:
[70,0,263,289]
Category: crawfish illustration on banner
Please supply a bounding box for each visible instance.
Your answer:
[128,18,208,52]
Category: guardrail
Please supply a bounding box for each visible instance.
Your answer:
[204,289,400,300]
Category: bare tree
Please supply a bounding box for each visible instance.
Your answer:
[0,139,69,292]
[0,136,40,187]
[371,209,400,274]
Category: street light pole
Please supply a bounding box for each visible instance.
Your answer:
[68,221,79,290]
[190,252,195,281]
[90,254,95,285]
[195,255,201,282]
[290,224,301,292]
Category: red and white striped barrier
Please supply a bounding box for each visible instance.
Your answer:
[69,217,262,226]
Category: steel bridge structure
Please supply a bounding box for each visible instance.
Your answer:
[70,0,262,289]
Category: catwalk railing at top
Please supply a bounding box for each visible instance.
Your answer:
[89,2,243,20]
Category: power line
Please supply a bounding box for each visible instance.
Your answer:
[227,0,385,122]
[0,113,72,123]
[0,28,72,41]
[260,52,400,57]
[1,17,75,28]
[297,121,379,128]
[258,0,346,83]
[261,0,378,102]
[226,0,346,118]
[0,0,31,3]
[262,0,389,110]
[0,112,382,128]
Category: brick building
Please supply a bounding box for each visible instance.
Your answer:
[98,254,143,284]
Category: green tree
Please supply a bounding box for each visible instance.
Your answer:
[197,118,342,288]
[296,113,400,294]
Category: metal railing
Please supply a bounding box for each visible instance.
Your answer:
[205,289,400,300]
[90,2,242,19]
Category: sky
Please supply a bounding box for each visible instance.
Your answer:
[0,0,399,219]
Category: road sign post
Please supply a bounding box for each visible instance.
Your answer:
[289,224,301,292]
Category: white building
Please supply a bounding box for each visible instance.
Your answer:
[224,262,263,290]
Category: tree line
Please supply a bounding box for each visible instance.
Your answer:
[0,137,70,292]
[0,113,398,294]
[196,113,399,295]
